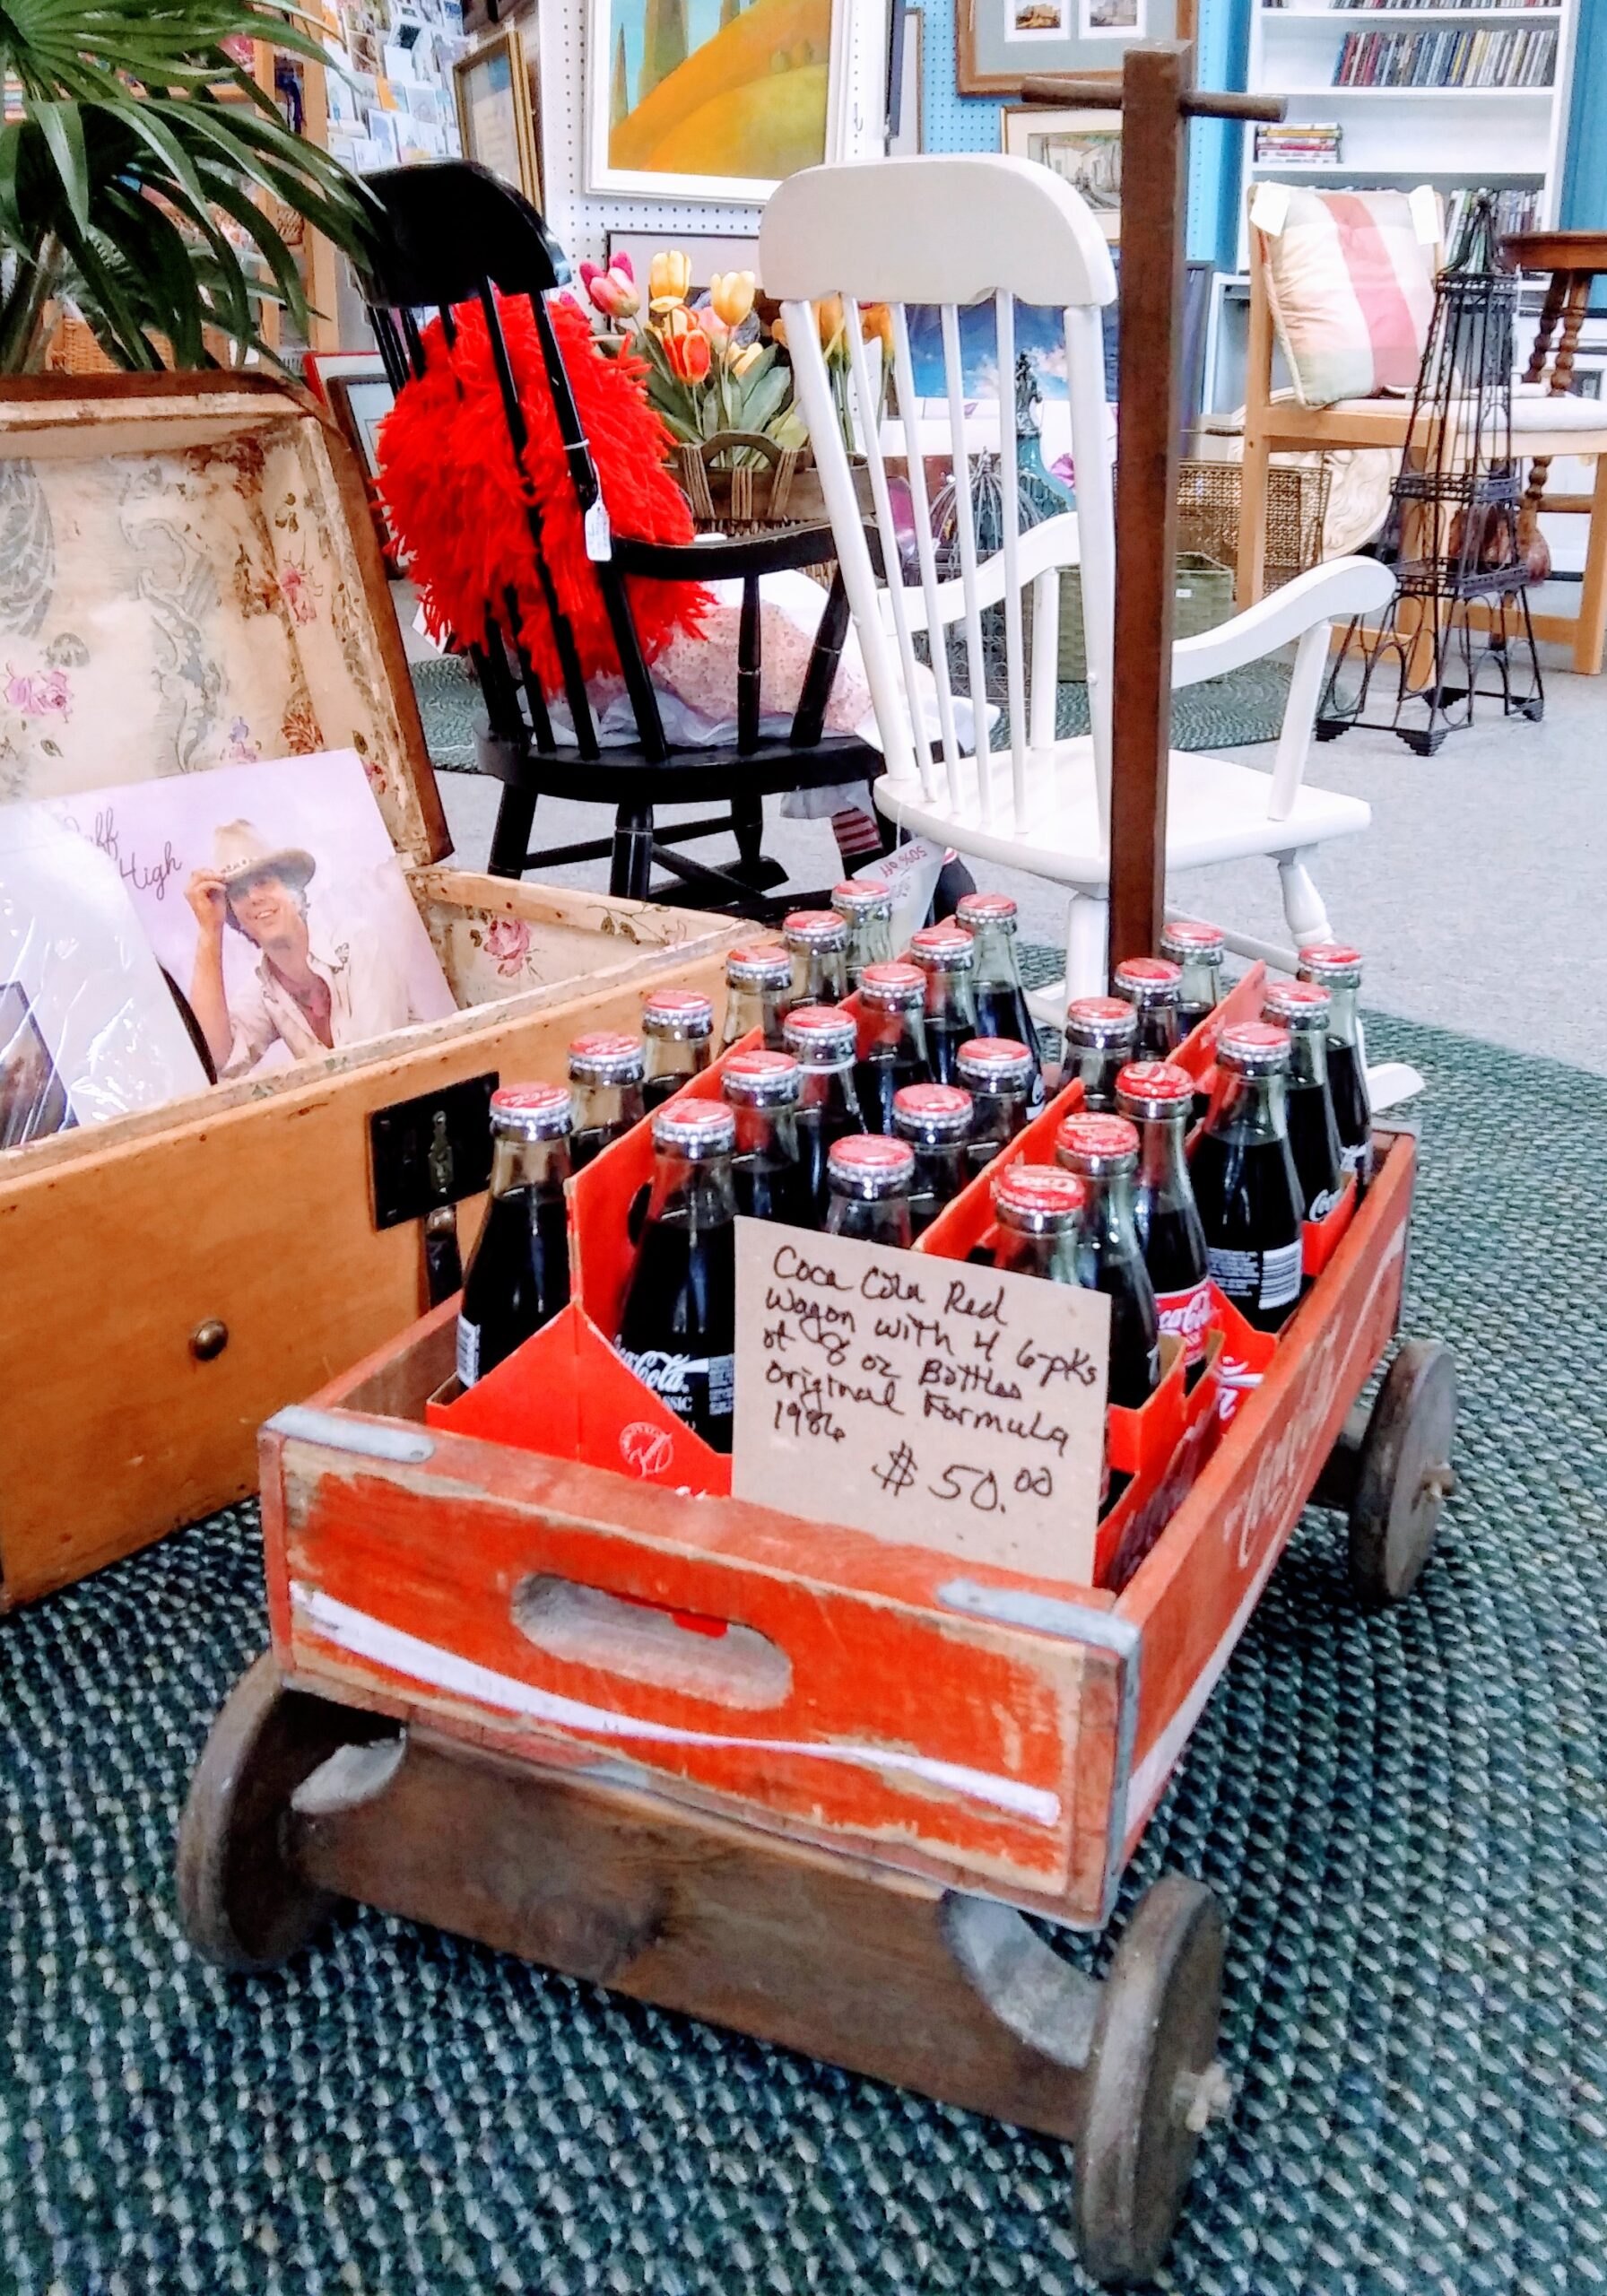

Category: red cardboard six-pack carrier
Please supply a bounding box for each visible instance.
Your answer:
[263,960,1411,1927]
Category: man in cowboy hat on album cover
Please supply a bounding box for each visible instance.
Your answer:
[185,819,430,1077]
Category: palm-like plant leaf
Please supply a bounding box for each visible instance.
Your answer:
[0,0,375,371]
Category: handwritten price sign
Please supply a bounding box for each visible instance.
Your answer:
[731,1220,1110,1585]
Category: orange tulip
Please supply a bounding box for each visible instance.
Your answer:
[860,302,895,354]
[665,325,712,384]
[815,294,846,358]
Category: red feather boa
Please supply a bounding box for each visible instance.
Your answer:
[378,294,708,697]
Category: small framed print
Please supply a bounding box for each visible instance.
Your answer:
[1002,106,1123,239]
[453,24,541,204]
[888,4,923,152]
[960,0,1189,95]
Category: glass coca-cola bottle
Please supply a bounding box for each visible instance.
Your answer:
[990,1161,1108,1506]
[955,891,1045,1107]
[1113,956,1184,1059]
[1263,979,1345,1222]
[615,1100,737,1452]
[1297,941,1374,1191]
[567,1031,646,1169]
[721,944,793,1050]
[831,878,895,987]
[957,1037,1035,1170]
[891,1082,975,1237]
[826,1133,915,1248]
[908,921,979,1085]
[1159,920,1226,1039]
[1063,996,1139,1113]
[723,1047,812,1226]
[854,961,930,1133]
[783,1004,866,1223]
[1191,1021,1304,1335]
[456,1083,574,1390]
[782,909,849,1013]
[1116,1059,1212,1378]
[1055,1112,1162,1409]
[641,987,714,1109]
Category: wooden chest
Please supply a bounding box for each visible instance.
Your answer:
[0,374,737,1608]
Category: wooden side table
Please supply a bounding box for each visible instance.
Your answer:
[1502,229,1607,674]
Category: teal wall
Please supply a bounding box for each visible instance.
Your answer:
[914,0,1606,264]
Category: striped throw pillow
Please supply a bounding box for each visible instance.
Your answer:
[1261,189,1438,408]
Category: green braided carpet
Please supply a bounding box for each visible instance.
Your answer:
[4,1011,1605,2295]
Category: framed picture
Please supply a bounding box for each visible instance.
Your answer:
[586,0,852,203]
[326,373,396,483]
[889,4,923,154]
[605,229,762,293]
[453,24,541,203]
[959,0,1191,96]
[1002,106,1122,240]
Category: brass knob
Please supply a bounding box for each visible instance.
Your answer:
[190,1318,229,1362]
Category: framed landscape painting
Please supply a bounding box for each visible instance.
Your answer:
[958,0,1192,97]
[1002,107,1122,239]
[586,0,851,201]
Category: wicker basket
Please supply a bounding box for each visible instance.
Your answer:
[1175,457,1331,592]
[673,430,874,535]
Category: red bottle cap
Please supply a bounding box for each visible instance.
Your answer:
[725,943,793,987]
[491,1082,574,1139]
[956,891,1019,926]
[1217,1021,1290,1074]
[908,922,975,967]
[1113,956,1183,1002]
[1055,1112,1140,1174]
[1115,1059,1194,1112]
[829,1133,916,1196]
[568,1031,644,1084]
[783,1004,856,1063]
[830,878,892,916]
[1160,919,1225,959]
[1064,996,1139,1048]
[891,1083,974,1140]
[1263,979,1332,1029]
[723,1048,800,1104]
[957,1037,1034,1085]
[1298,942,1364,987]
[992,1162,1086,1226]
[783,909,848,947]
[859,961,925,1004]
[651,1100,735,1155]
[642,987,714,1038]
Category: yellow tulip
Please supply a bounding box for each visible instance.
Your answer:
[648,248,691,310]
[727,341,764,377]
[656,303,693,339]
[709,269,757,330]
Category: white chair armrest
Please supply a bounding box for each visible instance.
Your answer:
[1171,556,1395,690]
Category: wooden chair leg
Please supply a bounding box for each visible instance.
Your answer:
[1574,451,1607,677]
[731,791,766,877]
[611,807,655,900]
[1235,430,1272,611]
[487,786,536,879]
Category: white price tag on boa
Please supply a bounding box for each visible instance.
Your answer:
[873,836,948,948]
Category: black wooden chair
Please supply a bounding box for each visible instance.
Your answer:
[357,163,886,918]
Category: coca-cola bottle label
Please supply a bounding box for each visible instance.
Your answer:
[1153,1276,1214,1365]
[456,1316,481,1389]
[1307,1181,1343,1222]
[1207,1239,1301,1315]
[618,1345,735,1427]
[1340,1137,1374,1185]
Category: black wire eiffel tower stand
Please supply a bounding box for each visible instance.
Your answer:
[1317,193,1543,756]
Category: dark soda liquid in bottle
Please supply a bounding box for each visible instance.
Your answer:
[641,987,714,1110]
[909,920,978,1086]
[853,961,931,1134]
[1113,956,1184,1060]
[957,1037,1034,1171]
[615,1100,738,1452]
[989,1162,1111,1509]
[1063,996,1139,1113]
[722,944,793,1051]
[1298,942,1374,1192]
[1264,980,1344,1222]
[1160,920,1226,1039]
[782,909,849,1014]
[783,1004,865,1224]
[1116,1059,1213,1379]
[723,1047,812,1227]
[456,1083,574,1388]
[1055,1112,1162,1410]
[831,878,895,988]
[567,1031,646,1169]
[826,1133,915,1248]
[1191,1022,1304,1335]
[955,891,1046,1109]
[891,1082,974,1239]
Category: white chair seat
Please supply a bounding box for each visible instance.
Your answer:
[1510,389,1607,436]
[874,735,1370,883]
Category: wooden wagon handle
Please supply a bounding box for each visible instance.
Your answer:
[1021,74,1286,122]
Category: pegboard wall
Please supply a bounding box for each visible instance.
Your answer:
[533,0,1237,272]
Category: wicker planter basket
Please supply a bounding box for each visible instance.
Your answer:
[674,430,873,535]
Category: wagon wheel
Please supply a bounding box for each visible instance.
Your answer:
[1073,1874,1230,2287]
[1348,1339,1456,1607]
[176,1651,383,1973]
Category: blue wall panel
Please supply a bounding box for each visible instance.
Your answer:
[1562,0,1606,228]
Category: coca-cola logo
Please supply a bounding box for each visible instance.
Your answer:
[1155,1281,1213,1341]
[620,1421,674,1478]
[618,1346,701,1397]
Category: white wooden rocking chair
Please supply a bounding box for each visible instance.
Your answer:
[760,155,1394,1006]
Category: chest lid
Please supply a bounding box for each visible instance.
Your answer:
[0,372,447,870]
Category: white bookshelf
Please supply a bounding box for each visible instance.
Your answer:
[1238,0,1579,262]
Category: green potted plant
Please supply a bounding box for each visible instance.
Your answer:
[0,0,373,371]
